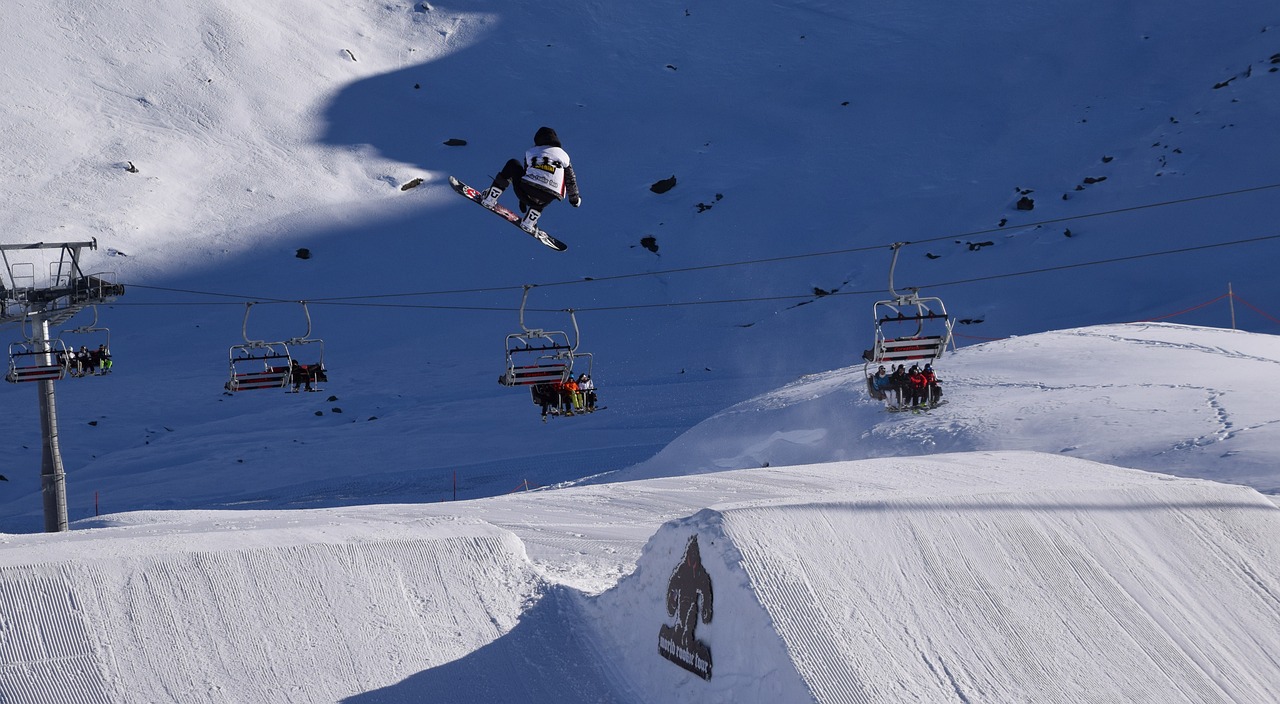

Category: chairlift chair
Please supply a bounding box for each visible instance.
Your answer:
[864,243,955,403]
[499,286,577,387]
[501,287,604,419]
[227,341,293,392]
[224,302,288,392]
[6,314,72,383]
[6,339,70,383]
[282,301,327,392]
[502,330,575,386]
[225,301,328,393]
[868,296,953,367]
[59,304,113,376]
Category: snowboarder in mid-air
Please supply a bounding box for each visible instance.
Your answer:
[480,126,581,234]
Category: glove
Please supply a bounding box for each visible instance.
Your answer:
[569,194,582,207]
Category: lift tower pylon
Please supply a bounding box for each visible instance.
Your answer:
[0,239,124,532]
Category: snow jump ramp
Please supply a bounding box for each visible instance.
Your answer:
[361,456,1280,703]
[581,481,1280,703]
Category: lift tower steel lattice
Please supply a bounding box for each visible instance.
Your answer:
[0,240,124,532]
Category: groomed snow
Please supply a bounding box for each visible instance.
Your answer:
[4,452,1280,702]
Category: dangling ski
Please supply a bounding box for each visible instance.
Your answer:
[449,176,568,252]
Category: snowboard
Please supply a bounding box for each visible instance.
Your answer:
[449,176,568,252]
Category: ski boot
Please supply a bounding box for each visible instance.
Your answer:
[480,186,503,208]
[519,207,542,233]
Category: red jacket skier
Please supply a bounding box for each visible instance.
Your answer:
[907,365,928,406]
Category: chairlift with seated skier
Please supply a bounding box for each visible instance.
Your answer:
[500,286,601,420]
[225,302,327,393]
[863,243,954,409]
[281,301,327,392]
[59,304,113,377]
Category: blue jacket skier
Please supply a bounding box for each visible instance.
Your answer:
[481,126,581,233]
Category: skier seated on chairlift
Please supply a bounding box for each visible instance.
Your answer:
[532,383,557,420]
[904,365,928,407]
[289,359,316,393]
[576,373,597,411]
[921,363,942,405]
[70,345,92,377]
[83,344,110,375]
[54,348,71,374]
[562,375,582,414]
[479,126,582,234]
[95,344,112,374]
[531,380,574,420]
[888,364,908,406]
[530,378,583,420]
[65,347,79,376]
[869,365,893,405]
[905,364,943,408]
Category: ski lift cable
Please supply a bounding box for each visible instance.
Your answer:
[496,181,1280,290]
[111,182,1280,307]
[891,233,1280,295]
[565,232,1280,312]
[118,282,527,304]
[104,232,1279,317]
[897,181,1280,248]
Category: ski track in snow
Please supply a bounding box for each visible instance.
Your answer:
[1071,328,1280,367]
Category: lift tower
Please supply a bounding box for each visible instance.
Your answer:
[0,240,124,532]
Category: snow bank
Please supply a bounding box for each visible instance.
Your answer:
[0,517,541,703]
[582,456,1280,702]
[615,324,1280,493]
[5,453,1280,703]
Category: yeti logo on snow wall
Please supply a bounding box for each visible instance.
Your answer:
[658,534,714,680]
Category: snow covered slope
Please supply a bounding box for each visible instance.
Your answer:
[1,0,1279,534]
[615,323,1280,493]
[5,453,1280,703]
[0,518,540,703]
[591,475,1280,703]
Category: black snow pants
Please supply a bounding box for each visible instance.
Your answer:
[492,159,557,212]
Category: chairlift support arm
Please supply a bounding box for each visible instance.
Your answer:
[285,301,315,344]
[886,242,905,298]
[65,304,106,334]
[566,308,581,353]
[516,285,581,350]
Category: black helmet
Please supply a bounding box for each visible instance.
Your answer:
[533,126,561,147]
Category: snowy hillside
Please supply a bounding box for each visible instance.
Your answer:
[1,0,1278,530]
[616,323,1280,493]
[3,0,1280,701]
